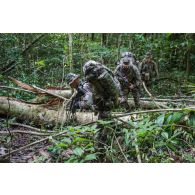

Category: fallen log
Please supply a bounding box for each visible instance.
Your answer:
[0,96,171,125]
[0,96,98,125]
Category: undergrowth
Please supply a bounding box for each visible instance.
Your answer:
[33,109,195,163]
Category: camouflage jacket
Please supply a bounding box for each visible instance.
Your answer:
[74,81,93,109]
[140,60,159,76]
[114,64,142,88]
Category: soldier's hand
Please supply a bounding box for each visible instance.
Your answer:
[129,84,134,89]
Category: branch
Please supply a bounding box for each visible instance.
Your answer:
[113,107,195,119]
[0,85,36,94]
[0,130,51,136]
[32,85,68,101]
[114,134,129,163]
[10,123,54,133]
[142,82,168,109]
[156,95,194,99]
[128,97,195,103]
[0,130,68,159]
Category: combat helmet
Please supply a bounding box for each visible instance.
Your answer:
[145,51,152,58]
[83,60,100,75]
[66,73,80,85]
[121,52,133,58]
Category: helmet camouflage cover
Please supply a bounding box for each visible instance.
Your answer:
[66,73,80,85]
[121,52,133,58]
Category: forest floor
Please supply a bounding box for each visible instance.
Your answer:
[1,72,195,163]
[0,123,51,163]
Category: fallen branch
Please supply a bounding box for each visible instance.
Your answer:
[10,123,54,133]
[0,130,51,136]
[0,85,36,94]
[8,77,72,98]
[32,85,68,101]
[114,107,195,119]
[0,129,68,159]
[128,97,195,103]
[142,82,163,109]
[114,134,129,163]
[156,95,194,99]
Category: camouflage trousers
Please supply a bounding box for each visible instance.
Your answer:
[120,86,141,109]
[93,96,114,119]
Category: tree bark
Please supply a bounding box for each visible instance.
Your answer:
[0,97,167,126]
[101,33,107,46]
[68,33,73,72]
[117,34,122,60]
[0,97,97,126]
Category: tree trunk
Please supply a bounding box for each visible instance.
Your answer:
[68,33,73,72]
[101,33,107,46]
[117,34,122,61]
[0,97,168,126]
[0,97,97,126]
[91,33,95,41]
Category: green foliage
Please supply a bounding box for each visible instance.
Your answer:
[46,125,98,163]
[31,110,195,163]
[1,33,195,163]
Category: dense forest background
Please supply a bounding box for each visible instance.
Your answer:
[1,33,195,88]
[1,33,195,163]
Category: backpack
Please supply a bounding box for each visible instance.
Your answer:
[83,61,120,106]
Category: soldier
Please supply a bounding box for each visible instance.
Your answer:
[140,52,159,88]
[119,51,140,70]
[66,73,93,113]
[114,57,142,110]
[83,60,120,119]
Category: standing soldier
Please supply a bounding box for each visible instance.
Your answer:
[66,73,93,113]
[114,57,142,110]
[83,60,120,119]
[140,52,159,88]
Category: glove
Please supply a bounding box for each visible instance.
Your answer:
[70,101,80,113]
[129,83,134,89]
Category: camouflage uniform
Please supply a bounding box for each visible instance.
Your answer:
[66,73,93,112]
[140,52,159,88]
[83,60,120,119]
[114,57,142,109]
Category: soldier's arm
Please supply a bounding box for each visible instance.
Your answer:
[114,66,124,83]
[79,83,93,109]
[133,66,142,87]
[139,61,144,73]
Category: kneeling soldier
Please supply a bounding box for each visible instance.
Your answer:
[66,73,93,113]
